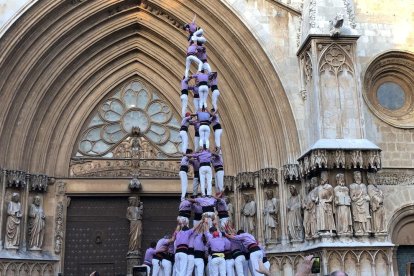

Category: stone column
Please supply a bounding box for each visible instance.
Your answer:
[0,169,6,248]
[21,174,31,251]
[254,172,264,244]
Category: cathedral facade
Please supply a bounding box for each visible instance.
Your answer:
[0,0,412,275]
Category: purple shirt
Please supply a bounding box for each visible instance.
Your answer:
[216,198,228,212]
[211,154,223,167]
[232,233,257,248]
[181,78,189,90]
[181,117,191,128]
[181,156,190,166]
[192,203,203,214]
[188,232,196,248]
[190,150,212,164]
[195,197,216,207]
[187,44,197,55]
[187,22,197,33]
[189,85,199,96]
[189,158,200,171]
[196,46,207,60]
[230,239,243,252]
[210,114,220,126]
[179,200,192,211]
[190,120,200,132]
[192,73,209,83]
[193,233,205,251]
[207,235,226,252]
[209,72,218,86]
[144,247,157,263]
[197,111,210,122]
[224,238,231,251]
[156,238,170,252]
[175,229,195,246]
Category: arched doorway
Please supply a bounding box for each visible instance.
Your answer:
[390,205,414,276]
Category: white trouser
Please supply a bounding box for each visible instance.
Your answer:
[152,258,162,276]
[226,259,235,276]
[198,85,209,109]
[192,176,200,195]
[181,94,188,117]
[211,257,226,276]
[179,171,188,201]
[199,125,210,149]
[194,257,205,276]
[173,262,177,276]
[207,255,212,276]
[177,216,189,227]
[242,258,249,276]
[185,56,203,79]
[214,128,222,148]
[199,166,212,196]
[175,252,188,276]
[264,260,271,270]
[180,130,188,154]
[191,29,207,44]
[219,217,229,230]
[234,255,246,276]
[185,254,195,276]
[202,62,212,73]
[212,89,220,111]
[249,250,264,276]
[203,211,216,228]
[215,170,224,192]
[162,259,172,276]
[193,97,200,112]
[194,136,200,152]
[142,264,151,276]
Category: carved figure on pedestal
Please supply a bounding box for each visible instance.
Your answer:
[287,185,303,241]
[263,190,278,241]
[225,197,234,226]
[241,194,256,234]
[28,195,46,250]
[303,179,318,239]
[316,171,336,235]
[367,173,386,233]
[349,171,372,235]
[126,197,143,254]
[5,192,23,249]
[333,174,352,235]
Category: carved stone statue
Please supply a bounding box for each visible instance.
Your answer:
[5,192,23,249]
[225,197,234,226]
[316,171,336,234]
[287,185,303,241]
[333,174,352,235]
[263,190,278,241]
[349,171,372,235]
[241,194,256,234]
[367,173,386,234]
[303,178,318,239]
[126,197,143,254]
[28,195,46,250]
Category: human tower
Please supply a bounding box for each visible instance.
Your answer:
[141,17,270,276]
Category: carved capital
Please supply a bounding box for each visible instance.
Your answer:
[6,170,27,189]
[236,172,255,189]
[259,168,278,185]
[283,164,300,182]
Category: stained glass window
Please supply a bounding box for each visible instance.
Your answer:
[75,80,181,157]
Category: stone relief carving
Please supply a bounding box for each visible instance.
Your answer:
[319,44,354,77]
[224,176,235,191]
[310,149,328,170]
[140,0,183,29]
[54,202,64,254]
[0,262,55,276]
[287,185,303,242]
[283,164,300,181]
[263,190,279,242]
[303,177,318,239]
[349,150,364,169]
[28,195,46,250]
[349,171,372,236]
[309,0,316,28]
[343,0,357,28]
[241,193,256,234]
[375,170,414,186]
[30,174,49,192]
[259,168,278,185]
[316,171,336,235]
[126,197,143,255]
[237,172,255,189]
[5,192,23,249]
[6,170,26,188]
[333,150,346,168]
[333,173,352,236]
[367,173,386,234]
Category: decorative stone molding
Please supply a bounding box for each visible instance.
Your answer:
[140,0,184,29]
[6,170,27,188]
[298,148,382,177]
[343,0,357,29]
[375,170,414,186]
[259,168,278,185]
[54,202,64,254]
[237,172,255,189]
[283,164,300,181]
[30,174,49,192]
[224,176,235,191]
[0,261,56,276]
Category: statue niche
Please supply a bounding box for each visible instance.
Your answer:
[241,193,256,234]
[126,197,143,255]
[28,195,46,250]
[263,189,278,242]
[5,192,23,249]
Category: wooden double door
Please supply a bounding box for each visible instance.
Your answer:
[64,196,177,276]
